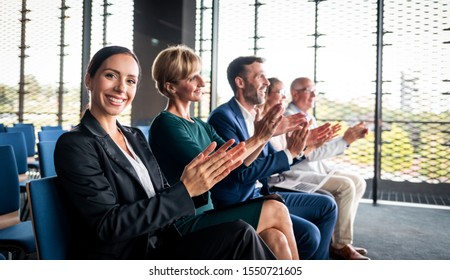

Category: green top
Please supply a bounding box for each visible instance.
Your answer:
[150,111,226,185]
[150,111,226,213]
[149,111,263,233]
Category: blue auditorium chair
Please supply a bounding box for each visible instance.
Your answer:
[0,145,36,259]
[27,176,72,260]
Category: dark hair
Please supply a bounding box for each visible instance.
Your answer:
[86,45,141,81]
[226,56,265,93]
[267,77,282,95]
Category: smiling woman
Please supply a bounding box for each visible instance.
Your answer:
[84,48,141,138]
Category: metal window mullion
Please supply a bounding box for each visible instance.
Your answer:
[18,0,30,123]
[80,0,92,116]
[312,0,322,118]
[58,0,68,126]
[374,0,385,205]
[196,0,205,118]
[196,0,211,118]
[210,0,219,111]
[253,0,258,55]
[102,0,111,47]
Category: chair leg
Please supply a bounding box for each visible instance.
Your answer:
[20,191,30,221]
[0,247,28,260]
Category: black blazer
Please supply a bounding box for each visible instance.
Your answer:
[54,110,196,259]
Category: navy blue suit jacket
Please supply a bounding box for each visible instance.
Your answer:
[208,98,292,208]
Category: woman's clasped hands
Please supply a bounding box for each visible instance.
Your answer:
[181,139,246,197]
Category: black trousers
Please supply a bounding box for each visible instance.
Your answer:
[148,220,276,260]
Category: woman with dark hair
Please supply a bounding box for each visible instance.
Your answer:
[54,45,276,260]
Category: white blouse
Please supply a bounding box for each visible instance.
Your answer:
[118,131,156,198]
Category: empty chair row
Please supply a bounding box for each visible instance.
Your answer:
[0,145,36,259]
[0,132,30,179]
[5,126,36,158]
[0,131,59,221]
[11,123,62,131]
[1,124,61,132]
[0,144,72,260]
[0,132,36,221]
[1,123,66,158]
[0,132,58,178]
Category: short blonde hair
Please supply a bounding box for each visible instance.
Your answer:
[151,44,202,97]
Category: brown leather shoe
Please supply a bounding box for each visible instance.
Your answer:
[330,245,370,260]
[352,246,368,255]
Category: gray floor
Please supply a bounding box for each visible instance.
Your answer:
[353,199,450,260]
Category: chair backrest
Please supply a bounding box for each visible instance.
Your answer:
[41,125,63,131]
[6,126,36,157]
[136,125,150,142]
[0,123,5,133]
[0,145,20,216]
[0,132,28,174]
[27,176,72,260]
[37,141,57,178]
[38,130,67,142]
[13,123,34,127]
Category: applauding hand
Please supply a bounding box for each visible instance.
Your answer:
[306,122,332,146]
[181,140,246,197]
[253,103,284,143]
[274,112,308,136]
[286,123,310,158]
[343,121,369,145]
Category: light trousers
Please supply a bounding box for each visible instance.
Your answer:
[300,170,366,248]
